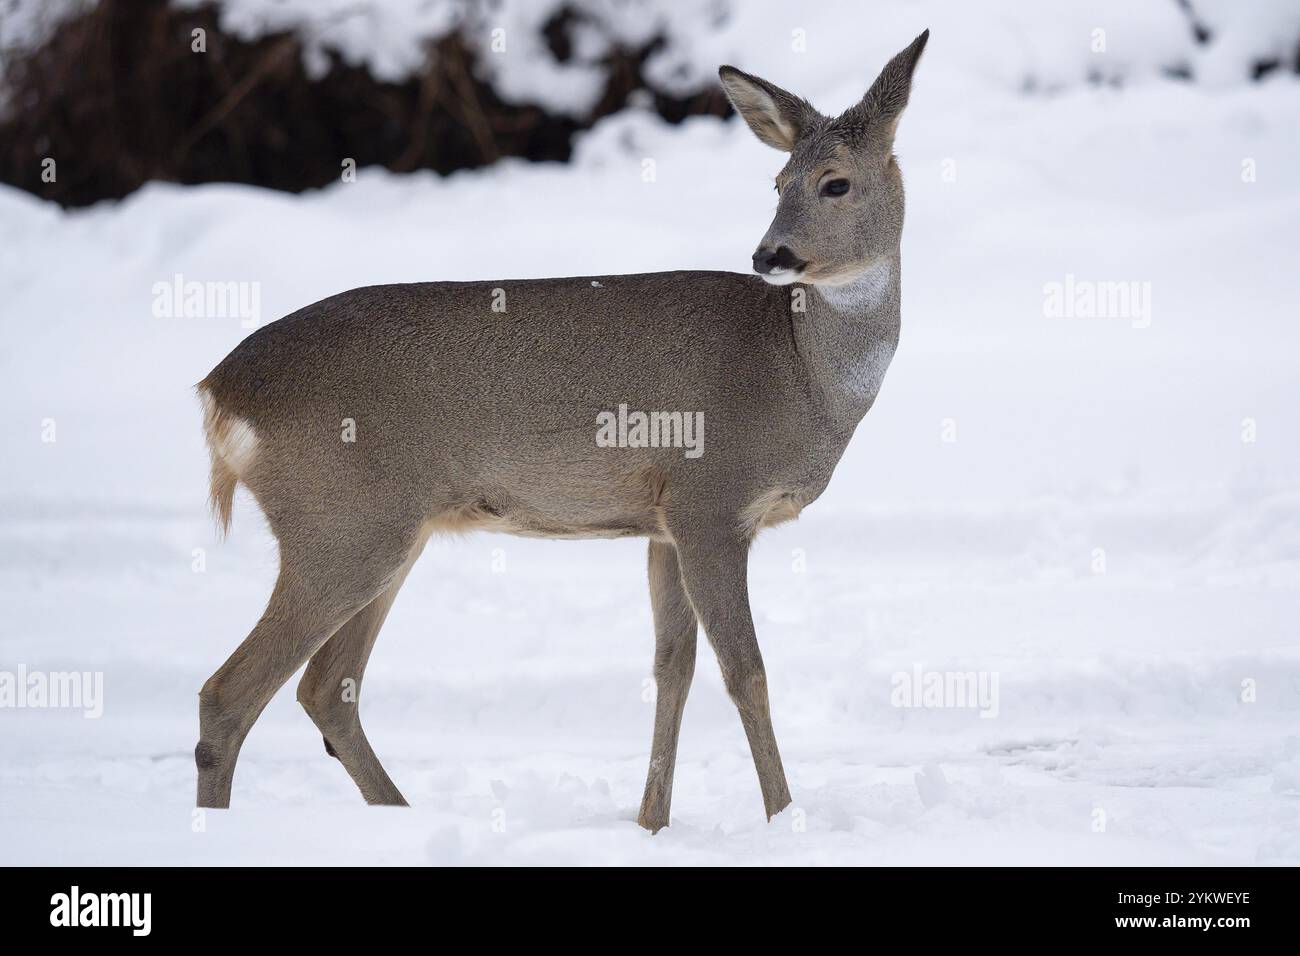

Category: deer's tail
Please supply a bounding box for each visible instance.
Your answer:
[196,381,259,538]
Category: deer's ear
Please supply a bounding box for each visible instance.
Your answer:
[718,66,818,152]
[846,29,929,148]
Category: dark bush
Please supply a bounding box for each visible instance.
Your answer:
[0,0,731,207]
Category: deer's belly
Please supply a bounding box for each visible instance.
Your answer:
[421,469,671,542]
[423,505,664,542]
[420,451,835,544]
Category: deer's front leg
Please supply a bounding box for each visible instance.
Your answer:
[637,540,699,833]
[671,528,792,822]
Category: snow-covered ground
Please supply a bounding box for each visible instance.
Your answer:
[2,4,1300,864]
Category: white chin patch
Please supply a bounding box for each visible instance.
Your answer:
[760,269,802,286]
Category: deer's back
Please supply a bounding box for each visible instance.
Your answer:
[201,271,851,538]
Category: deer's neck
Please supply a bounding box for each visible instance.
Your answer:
[795,255,901,424]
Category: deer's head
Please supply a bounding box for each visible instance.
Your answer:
[719,30,928,287]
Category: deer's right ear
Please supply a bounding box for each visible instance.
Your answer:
[718,66,817,152]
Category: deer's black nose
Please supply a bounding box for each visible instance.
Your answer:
[751,246,805,275]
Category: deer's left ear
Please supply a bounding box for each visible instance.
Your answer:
[718,66,820,152]
[845,29,929,149]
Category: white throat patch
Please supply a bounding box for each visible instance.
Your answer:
[814,259,893,313]
[805,258,898,404]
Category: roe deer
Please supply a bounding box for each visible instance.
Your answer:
[195,30,928,831]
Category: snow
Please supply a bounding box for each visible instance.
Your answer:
[164,0,1298,98]
[7,0,1292,109]
[2,2,1300,865]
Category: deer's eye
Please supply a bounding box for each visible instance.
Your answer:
[820,178,850,198]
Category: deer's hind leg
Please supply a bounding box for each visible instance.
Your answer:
[296,546,425,806]
[196,517,423,809]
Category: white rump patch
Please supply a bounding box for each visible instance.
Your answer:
[198,387,259,477]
